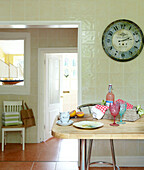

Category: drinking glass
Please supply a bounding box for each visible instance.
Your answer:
[109,102,120,126]
[117,102,127,124]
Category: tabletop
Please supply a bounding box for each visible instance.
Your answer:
[51,114,144,140]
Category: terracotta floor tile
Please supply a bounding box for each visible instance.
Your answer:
[25,143,47,152]
[38,147,59,161]
[32,162,56,170]
[38,138,61,161]
[1,143,23,153]
[0,150,40,161]
[0,162,33,170]
[0,151,25,161]
[25,137,59,152]
[0,138,144,170]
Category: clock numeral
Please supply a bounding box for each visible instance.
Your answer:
[107,39,110,43]
[134,46,138,49]
[115,51,118,56]
[129,51,133,55]
[109,46,113,50]
[129,26,132,30]
[113,26,118,31]
[121,24,126,29]
[108,31,113,36]
[135,39,140,43]
[133,31,138,36]
[121,53,125,58]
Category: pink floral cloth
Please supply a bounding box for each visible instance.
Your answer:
[115,99,133,109]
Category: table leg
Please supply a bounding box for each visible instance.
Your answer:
[86,139,93,170]
[80,139,87,170]
[110,139,117,170]
[85,140,87,165]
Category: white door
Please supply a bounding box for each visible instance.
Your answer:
[38,48,79,143]
[44,54,62,140]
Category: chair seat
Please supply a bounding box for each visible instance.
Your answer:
[2,125,25,128]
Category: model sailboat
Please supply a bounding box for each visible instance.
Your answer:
[0,59,24,85]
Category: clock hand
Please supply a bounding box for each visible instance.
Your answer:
[118,37,132,42]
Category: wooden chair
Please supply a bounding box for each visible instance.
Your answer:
[1,101,25,151]
[77,103,119,170]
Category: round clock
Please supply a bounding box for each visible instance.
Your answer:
[102,19,144,61]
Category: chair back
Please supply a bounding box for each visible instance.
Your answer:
[3,101,22,112]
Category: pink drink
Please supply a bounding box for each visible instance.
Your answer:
[106,84,115,107]
[109,102,120,126]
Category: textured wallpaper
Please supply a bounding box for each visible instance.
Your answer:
[0,0,144,160]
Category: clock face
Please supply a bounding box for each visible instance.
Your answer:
[102,19,144,61]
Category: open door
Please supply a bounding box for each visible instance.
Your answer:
[44,54,62,140]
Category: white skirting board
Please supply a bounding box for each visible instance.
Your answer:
[89,156,144,167]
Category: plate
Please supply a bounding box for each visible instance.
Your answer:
[73,121,104,129]
[56,120,73,126]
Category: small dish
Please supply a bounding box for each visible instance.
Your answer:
[56,120,74,126]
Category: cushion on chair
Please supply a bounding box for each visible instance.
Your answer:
[2,112,19,117]
[2,112,22,126]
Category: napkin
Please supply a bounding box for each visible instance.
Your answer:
[115,99,133,109]
[91,105,109,120]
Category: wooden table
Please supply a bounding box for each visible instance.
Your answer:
[52,114,144,170]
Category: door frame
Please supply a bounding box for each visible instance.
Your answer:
[38,23,82,143]
[38,48,81,142]
[0,20,82,143]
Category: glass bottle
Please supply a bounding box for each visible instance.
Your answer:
[106,84,115,107]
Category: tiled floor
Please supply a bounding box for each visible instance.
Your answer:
[0,137,143,170]
[0,137,78,170]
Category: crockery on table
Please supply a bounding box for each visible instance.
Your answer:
[60,112,70,123]
[56,119,73,126]
[73,121,104,129]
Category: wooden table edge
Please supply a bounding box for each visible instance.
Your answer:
[51,114,144,140]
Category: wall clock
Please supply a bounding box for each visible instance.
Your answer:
[102,19,144,61]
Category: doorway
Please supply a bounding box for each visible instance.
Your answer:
[46,52,78,112]
[0,21,82,143]
[61,53,78,112]
[38,48,80,142]
[45,52,78,139]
